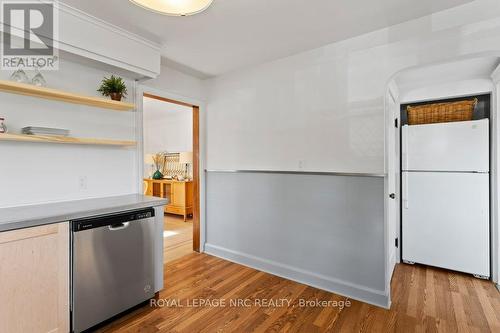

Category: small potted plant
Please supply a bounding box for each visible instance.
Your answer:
[97,75,128,101]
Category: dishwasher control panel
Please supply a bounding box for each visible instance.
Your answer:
[136,211,153,220]
[71,208,155,232]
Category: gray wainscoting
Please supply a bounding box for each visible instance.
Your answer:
[205,170,388,307]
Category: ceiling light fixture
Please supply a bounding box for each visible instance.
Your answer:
[129,0,214,16]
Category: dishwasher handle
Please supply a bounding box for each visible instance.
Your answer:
[108,222,130,231]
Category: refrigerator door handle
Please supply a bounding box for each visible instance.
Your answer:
[403,172,409,209]
[402,126,409,170]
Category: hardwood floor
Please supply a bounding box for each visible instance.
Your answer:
[99,253,500,332]
[163,215,193,263]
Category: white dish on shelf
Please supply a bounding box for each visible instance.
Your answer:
[22,127,70,136]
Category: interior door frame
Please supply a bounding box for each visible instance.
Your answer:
[136,87,204,253]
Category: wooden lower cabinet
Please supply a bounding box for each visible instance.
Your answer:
[144,179,194,221]
[0,223,70,333]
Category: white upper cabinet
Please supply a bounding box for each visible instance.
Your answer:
[57,3,161,79]
[2,2,161,79]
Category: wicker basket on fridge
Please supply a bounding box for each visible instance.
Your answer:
[406,98,477,125]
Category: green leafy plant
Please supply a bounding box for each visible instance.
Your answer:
[97,75,128,99]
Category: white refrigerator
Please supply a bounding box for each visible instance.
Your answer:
[402,119,490,277]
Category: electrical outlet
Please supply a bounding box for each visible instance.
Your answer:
[298,160,305,170]
[78,176,88,190]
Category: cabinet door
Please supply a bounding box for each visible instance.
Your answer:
[163,183,173,204]
[171,183,186,207]
[144,180,152,196]
[0,223,69,333]
[185,182,194,208]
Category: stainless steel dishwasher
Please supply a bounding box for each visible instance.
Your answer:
[71,208,156,333]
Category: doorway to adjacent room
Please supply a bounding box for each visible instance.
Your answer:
[142,93,201,263]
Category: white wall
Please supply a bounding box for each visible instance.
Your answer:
[0,58,138,207]
[143,97,193,154]
[396,56,498,103]
[143,64,206,103]
[400,78,493,103]
[206,0,500,174]
[203,0,500,307]
[0,57,205,208]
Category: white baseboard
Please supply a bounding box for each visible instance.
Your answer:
[496,283,500,293]
[205,243,390,309]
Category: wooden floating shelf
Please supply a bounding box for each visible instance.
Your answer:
[0,133,136,147]
[0,80,135,111]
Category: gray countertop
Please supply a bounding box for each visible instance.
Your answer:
[0,194,168,232]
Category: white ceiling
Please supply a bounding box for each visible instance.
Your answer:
[61,0,473,78]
